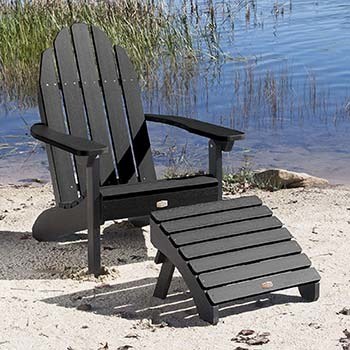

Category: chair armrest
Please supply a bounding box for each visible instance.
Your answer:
[145,113,245,145]
[31,123,107,156]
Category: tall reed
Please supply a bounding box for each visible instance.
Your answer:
[0,0,252,106]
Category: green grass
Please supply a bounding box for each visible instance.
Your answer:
[222,168,256,194]
[0,0,198,104]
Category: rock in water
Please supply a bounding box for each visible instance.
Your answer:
[253,169,329,189]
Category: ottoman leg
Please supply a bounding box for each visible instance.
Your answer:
[154,250,166,264]
[299,282,320,302]
[198,305,219,325]
[153,258,175,299]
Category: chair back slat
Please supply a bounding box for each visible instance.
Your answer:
[38,89,60,201]
[39,48,79,203]
[70,23,117,185]
[115,46,156,182]
[53,27,89,193]
[91,26,137,184]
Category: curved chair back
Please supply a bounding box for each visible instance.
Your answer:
[39,23,156,205]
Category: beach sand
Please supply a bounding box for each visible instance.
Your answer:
[0,183,349,350]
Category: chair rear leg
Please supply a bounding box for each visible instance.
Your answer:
[32,200,87,241]
[299,282,320,302]
[153,258,175,299]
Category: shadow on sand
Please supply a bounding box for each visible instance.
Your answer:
[0,221,151,280]
[1,220,306,327]
[41,276,304,327]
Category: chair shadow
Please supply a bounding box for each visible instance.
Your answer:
[42,276,305,328]
[1,220,307,327]
[0,221,151,280]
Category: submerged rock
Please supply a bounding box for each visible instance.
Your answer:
[253,169,329,189]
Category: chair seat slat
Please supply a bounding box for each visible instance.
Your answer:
[101,175,218,199]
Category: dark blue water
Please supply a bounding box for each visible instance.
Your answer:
[1,0,350,184]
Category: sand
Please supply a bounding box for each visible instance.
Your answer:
[0,183,349,350]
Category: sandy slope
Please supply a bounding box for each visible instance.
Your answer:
[0,184,349,350]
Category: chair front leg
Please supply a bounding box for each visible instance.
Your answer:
[86,155,102,276]
[208,140,223,199]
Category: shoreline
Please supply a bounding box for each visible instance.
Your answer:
[0,183,349,349]
[1,154,349,188]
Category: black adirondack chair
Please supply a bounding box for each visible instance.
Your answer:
[30,23,244,275]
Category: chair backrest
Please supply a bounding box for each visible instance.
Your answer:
[38,23,156,205]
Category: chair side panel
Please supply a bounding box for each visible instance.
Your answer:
[115,46,156,182]
[39,48,79,204]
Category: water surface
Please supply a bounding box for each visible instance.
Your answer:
[1,0,349,184]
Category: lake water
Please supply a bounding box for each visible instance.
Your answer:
[1,0,350,184]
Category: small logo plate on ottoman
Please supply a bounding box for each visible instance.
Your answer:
[261,281,273,289]
[156,200,168,208]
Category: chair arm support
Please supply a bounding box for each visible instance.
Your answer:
[145,113,244,150]
[31,123,107,156]
[208,140,224,199]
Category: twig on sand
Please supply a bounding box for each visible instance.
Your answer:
[310,252,333,258]
[231,329,270,346]
[338,307,350,316]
